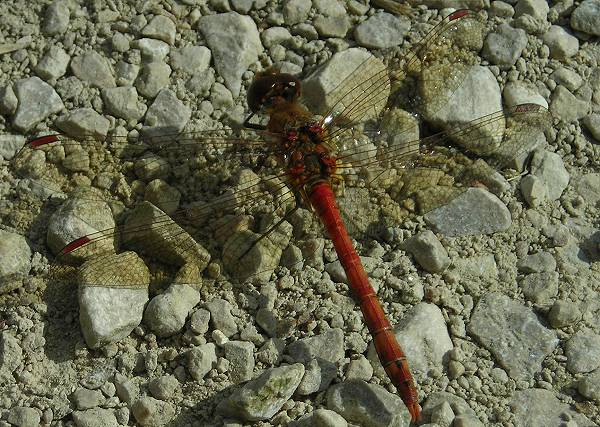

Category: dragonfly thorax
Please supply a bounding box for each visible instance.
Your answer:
[284,124,337,189]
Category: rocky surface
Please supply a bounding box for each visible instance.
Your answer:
[1,0,600,426]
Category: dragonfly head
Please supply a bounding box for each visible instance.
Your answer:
[247,69,301,113]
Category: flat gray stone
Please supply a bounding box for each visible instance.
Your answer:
[542,25,578,60]
[144,284,200,337]
[550,85,590,122]
[72,408,118,427]
[102,86,147,122]
[71,51,116,88]
[198,12,262,96]
[78,252,149,348]
[565,331,600,373]
[217,363,305,421]
[0,230,31,279]
[482,23,528,68]
[327,380,411,427]
[367,303,452,377]
[571,0,600,36]
[468,293,558,381]
[424,188,511,237]
[55,108,110,139]
[187,343,217,380]
[529,149,569,201]
[36,46,70,81]
[510,389,595,426]
[286,328,344,364]
[403,230,450,273]
[12,76,64,131]
[354,12,410,49]
[142,89,191,138]
[223,340,255,383]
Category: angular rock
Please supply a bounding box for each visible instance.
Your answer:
[565,331,600,374]
[216,363,305,421]
[293,408,348,427]
[516,251,556,273]
[368,303,452,377]
[205,298,238,337]
[283,0,311,25]
[187,343,217,380]
[55,108,110,139]
[547,300,581,328]
[314,15,350,38]
[424,188,511,237]
[570,0,600,36]
[36,46,70,81]
[296,357,337,395]
[354,12,410,49]
[468,293,558,381]
[47,194,116,261]
[142,89,191,138]
[578,369,600,403]
[71,51,116,88]
[148,375,180,401]
[421,66,502,146]
[327,380,411,427]
[551,67,583,92]
[550,85,589,122]
[421,391,478,423]
[542,25,578,60]
[143,179,181,215]
[286,328,344,364]
[222,226,290,282]
[142,15,176,45]
[71,388,104,410]
[519,271,558,305]
[136,62,171,99]
[503,81,548,109]
[198,12,262,96]
[223,340,255,383]
[0,85,18,116]
[510,389,595,426]
[42,0,70,35]
[102,86,147,122]
[170,46,211,74]
[403,230,450,273]
[583,114,600,142]
[482,23,527,68]
[78,252,150,348]
[131,397,175,427]
[0,230,31,279]
[144,284,201,337]
[72,408,118,427]
[303,48,387,120]
[520,174,547,207]
[529,149,569,201]
[12,76,64,131]
[514,0,549,21]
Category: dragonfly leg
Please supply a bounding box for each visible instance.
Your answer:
[243,112,267,130]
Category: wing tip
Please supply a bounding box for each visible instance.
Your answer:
[448,9,472,21]
[61,236,92,255]
[29,134,60,148]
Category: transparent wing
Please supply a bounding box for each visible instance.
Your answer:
[11,130,304,287]
[334,104,553,232]
[319,9,484,143]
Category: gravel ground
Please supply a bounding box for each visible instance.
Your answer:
[1,0,600,426]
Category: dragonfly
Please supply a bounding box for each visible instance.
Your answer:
[10,9,552,423]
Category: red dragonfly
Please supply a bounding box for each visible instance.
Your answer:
[11,9,551,423]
